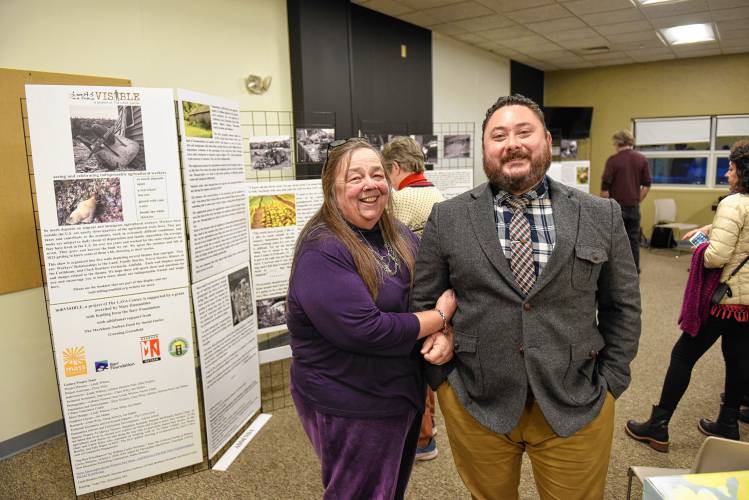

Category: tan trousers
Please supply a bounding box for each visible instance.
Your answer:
[437,381,615,500]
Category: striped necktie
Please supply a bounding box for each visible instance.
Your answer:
[505,196,535,295]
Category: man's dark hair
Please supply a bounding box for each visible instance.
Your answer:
[481,94,547,136]
[730,139,749,193]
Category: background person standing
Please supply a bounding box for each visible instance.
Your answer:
[382,136,445,461]
[601,129,651,273]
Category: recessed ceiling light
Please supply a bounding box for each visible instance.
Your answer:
[660,23,715,45]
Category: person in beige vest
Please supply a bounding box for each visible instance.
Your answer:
[626,139,749,450]
[382,136,445,460]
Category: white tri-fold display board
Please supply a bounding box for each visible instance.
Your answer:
[26,85,203,495]
[25,85,264,494]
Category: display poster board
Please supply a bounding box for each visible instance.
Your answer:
[26,85,202,495]
[425,168,474,199]
[176,89,260,459]
[247,180,323,362]
[548,160,590,193]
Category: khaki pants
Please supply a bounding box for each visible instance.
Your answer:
[437,381,615,500]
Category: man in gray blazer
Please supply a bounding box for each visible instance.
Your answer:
[413,95,641,499]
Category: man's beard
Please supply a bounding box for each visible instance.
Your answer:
[483,146,551,193]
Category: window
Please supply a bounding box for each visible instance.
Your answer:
[633,114,747,188]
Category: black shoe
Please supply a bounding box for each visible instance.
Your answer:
[698,405,740,440]
[625,405,672,452]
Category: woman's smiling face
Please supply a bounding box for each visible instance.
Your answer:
[334,147,389,229]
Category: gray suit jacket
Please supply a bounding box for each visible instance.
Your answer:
[412,177,641,437]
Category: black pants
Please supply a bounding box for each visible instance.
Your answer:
[620,205,641,272]
[658,315,749,412]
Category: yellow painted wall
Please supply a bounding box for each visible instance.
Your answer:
[544,53,749,235]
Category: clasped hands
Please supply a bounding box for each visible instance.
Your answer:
[421,288,456,366]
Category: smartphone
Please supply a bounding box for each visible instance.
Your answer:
[689,231,709,248]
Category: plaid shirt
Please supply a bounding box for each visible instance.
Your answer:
[493,177,556,277]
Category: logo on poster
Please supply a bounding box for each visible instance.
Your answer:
[95,360,109,372]
[63,346,87,377]
[140,335,161,363]
[169,338,189,357]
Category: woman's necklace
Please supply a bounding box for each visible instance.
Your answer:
[357,229,400,276]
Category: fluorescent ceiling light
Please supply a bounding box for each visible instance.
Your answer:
[660,23,715,45]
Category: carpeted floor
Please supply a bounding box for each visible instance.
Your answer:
[0,250,738,499]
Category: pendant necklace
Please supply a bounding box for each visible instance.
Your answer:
[357,229,400,276]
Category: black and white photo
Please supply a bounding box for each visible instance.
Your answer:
[295,128,334,163]
[256,295,287,330]
[71,104,146,172]
[410,134,438,164]
[228,267,253,326]
[443,134,471,159]
[561,139,578,159]
[250,135,292,170]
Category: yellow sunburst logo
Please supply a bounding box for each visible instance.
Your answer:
[63,346,87,377]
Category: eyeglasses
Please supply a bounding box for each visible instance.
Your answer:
[322,138,371,174]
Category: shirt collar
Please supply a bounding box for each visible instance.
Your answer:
[397,172,432,190]
[493,176,549,205]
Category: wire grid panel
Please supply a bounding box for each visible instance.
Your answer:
[434,122,475,170]
[242,110,296,182]
[22,98,209,499]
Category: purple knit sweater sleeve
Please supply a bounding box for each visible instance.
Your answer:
[291,239,420,357]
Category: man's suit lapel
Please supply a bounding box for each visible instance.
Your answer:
[468,184,522,294]
[527,177,579,299]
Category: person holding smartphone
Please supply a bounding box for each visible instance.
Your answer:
[625,139,749,451]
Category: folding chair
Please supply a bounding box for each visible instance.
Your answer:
[626,437,749,499]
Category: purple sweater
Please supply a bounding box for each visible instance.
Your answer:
[287,224,423,418]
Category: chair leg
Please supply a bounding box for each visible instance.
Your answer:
[626,468,634,500]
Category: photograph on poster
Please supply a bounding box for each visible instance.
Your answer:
[228,266,253,326]
[410,134,438,164]
[257,296,286,329]
[250,136,291,170]
[71,104,146,172]
[182,101,213,138]
[577,165,590,185]
[363,133,388,151]
[249,194,296,229]
[295,128,334,163]
[443,134,471,159]
[561,139,578,159]
[54,178,123,225]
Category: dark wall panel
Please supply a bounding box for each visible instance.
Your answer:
[350,6,432,135]
[510,60,544,106]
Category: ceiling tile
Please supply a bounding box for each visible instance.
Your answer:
[399,10,443,26]
[510,55,550,70]
[640,0,709,19]
[609,38,666,51]
[624,47,675,60]
[579,8,644,26]
[545,26,602,42]
[551,60,597,70]
[711,6,749,22]
[670,40,720,52]
[564,0,636,16]
[720,37,749,48]
[716,18,749,32]
[722,46,749,55]
[505,4,571,24]
[649,12,713,29]
[453,32,492,43]
[531,61,561,71]
[360,0,414,16]
[399,0,458,8]
[708,0,749,8]
[453,14,516,31]
[428,21,468,34]
[595,20,653,36]
[521,44,572,55]
[500,34,557,51]
[672,47,723,58]
[526,16,587,34]
[480,25,537,41]
[474,0,557,14]
[605,31,663,45]
[422,1,495,22]
[719,28,749,41]
[581,50,629,60]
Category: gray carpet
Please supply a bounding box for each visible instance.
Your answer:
[0,250,736,499]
